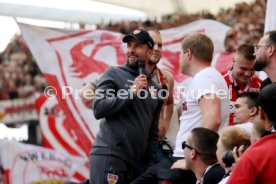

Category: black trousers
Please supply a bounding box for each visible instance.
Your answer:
[89,155,133,184]
[132,157,196,184]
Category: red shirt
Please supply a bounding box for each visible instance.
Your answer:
[221,68,262,125]
[228,133,276,184]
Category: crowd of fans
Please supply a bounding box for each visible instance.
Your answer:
[98,0,266,45]
[0,36,46,100]
[0,0,266,100]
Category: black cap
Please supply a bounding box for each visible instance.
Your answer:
[122,29,154,49]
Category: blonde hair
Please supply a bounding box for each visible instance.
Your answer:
[220,126,251,150]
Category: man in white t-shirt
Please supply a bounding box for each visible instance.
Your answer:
[172,33,230,172]
[172,32,230,164]
[133,33,229,184]
[233,92,259,133]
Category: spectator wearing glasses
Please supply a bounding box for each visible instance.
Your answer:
[183,128,225,184]
[221,44,262,126]
[228,83,276,184]
[254,30,276,89]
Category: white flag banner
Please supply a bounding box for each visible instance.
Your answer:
[0,140,89,183]
[265,0,276,33]
[18,19,230,158]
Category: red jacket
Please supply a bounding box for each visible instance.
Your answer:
[228,133,276,184]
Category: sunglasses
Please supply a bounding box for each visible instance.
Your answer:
[182,141,201,155]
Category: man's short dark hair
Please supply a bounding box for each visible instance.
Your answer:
[265,30,276,46]
[237,92,259,109]
[181,33,214,62]
[190,127,219,165]
[236,44,255,60]
[259,83,276,125]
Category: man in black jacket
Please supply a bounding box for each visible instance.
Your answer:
[89,29,163,184]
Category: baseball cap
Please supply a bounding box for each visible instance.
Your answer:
[122,29,154,49]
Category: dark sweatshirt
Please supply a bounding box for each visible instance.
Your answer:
[91,64,163,167]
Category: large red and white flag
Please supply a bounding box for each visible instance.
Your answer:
[18,19,230,157]
[0,140,89,184]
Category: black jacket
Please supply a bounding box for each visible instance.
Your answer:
[91,64,163,167]
[203,163,225,184]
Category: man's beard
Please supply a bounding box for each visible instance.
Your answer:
[254,58,267,71]
[127,59,139,70]
[127,54,147,70]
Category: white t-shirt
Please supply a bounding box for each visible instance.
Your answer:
[174,67,230,157]
[235,122,253,133]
